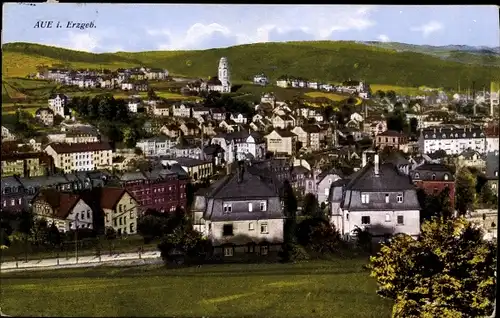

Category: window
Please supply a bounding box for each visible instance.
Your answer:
[223,203,232,213]
[260,202,267,211]
[249,222,255,231]
[260,245,269,255]
[81,212,85,220]
[113,219,117,227]
[414,172,419,179]
[346,213,349,221]
[385,213,391,222]
[246,244,255,253]
[431,174,436,180]
[223,224,234,236]
[361,216,370,225]
[385,194,389,203]
[397,194,404,203]
[397,215,404,225]
[124,216,127,224]
[361,193,370,204]
[248,203,253,212]
[105,215,109,223]
[130,223,135,233]
[444,174,449,181]
[119,217,123,225]
[324,188,329,196]
[119,204,123,212]
[224,247,234,257]
[260,223,269,234]
[495,171,498,177]
[10,199,15,206]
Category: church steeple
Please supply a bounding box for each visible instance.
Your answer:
[218,57,231,93]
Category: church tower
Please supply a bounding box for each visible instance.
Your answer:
[218,57,231,93]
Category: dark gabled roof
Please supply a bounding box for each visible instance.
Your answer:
[346,162,415,191]
[174,157,211,167]
[378,130,406,137]
[384,152,410,167]
[98,187,128,210]
[208,163,282,199]
[302,125,321,134]
[47,142,111,154]
[35,107,54,115]
[203,144,224,155]
[32,188,81,219]
[273,129,297,138]
[317,167,343,181]
[421,126,484,139]
[410,163,454,181]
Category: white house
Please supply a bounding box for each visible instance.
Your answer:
[253,74,269,86]
[329,152,421,241]
[127,99,141,113]
[276,79,289,88]
[419,126,486,155]
[210,131,267,164]
[48,94,69,118]
[172,103,193,118]
[230,113,248,124]
[136,136,177,157]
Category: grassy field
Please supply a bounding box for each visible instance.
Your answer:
[0,258,392,317]
[3,41,499,89]
[304,91,349,101]
[370,84,431,96]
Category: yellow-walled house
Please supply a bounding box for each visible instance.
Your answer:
[99,187,139,235]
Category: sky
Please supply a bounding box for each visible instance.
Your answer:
[2,4,499,53]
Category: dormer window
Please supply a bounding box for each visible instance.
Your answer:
[414,173,420,179]
[385,194,389,203]
[432,134,436,138]
[455,133,458,137]
[397,193,404,203]
[442,134,446,138]
[495,171,498,177]
[223,203,232,213]
[444,174,449,181]
[361,193,370,204]
[432,174,436,180]
[473,133,476,137]
[462,133,466,137]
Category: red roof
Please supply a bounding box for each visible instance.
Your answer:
[99,187,128,210]
[33,189,81,219]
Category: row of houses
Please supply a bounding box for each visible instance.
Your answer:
[38,67,169,84]
[275,77,371,99]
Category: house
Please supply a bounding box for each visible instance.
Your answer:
[253,74,269,86]
[409,163,455,208]
[1,152,54,177]
[419,126,486,155]
[121,82,134,91]
[160,124,180,138]
[136,136,177,157]
[192,161,285,257]
[210,131,267,164]
[35,107,55,126]
[276,77,289,88]
[230,113,248,124]
[99,187,139,235]
[150,102,171,117]
[127,99,142,113]
[272,114,295,129]
[44,142,113,173]
[363,120,387,137]
[202,144,225,166]
[145,68,169,80]
[484,125,499,153]
[376,130,409,153]
[455,149,486,171]
[163,157,213,182]
[1,125,16,141]
[173,135,203,159]
[180,122,201,136]
[48,94,69,118]
[260,93,276,105]
[31,189,94,232]
[329,151,421,241]
[485,151,499,192]
[118,165,189,213]
[172,103,193,118]
[290,165,312,194]
[1,176,24,212]
[384,151,411,175]
[201,121,217,137]
[312,168,343,204]
[209,108,226,121]
[265,129,297,156]
[192,106,210,120]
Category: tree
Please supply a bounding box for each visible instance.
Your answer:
[386,113,405,132]
[280,180,299,262]
[369,217,496,317]
[296,217,342,254]
[18,209,35,261]
[123,127,139,148]
[302,193,320,218]
[455,167,477,215]
[31,219,49,246]
[386,90,396,101]
[104,227,117,255]
[479,184,497,208]
[352,226,372,253]
[409,117,418,135]
[47,223,62,248]
[417,188,453,222]
[147,88,158,100]
[375,90,386,99]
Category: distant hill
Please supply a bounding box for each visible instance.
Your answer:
[2,41,500,89]
[362,41,500,66]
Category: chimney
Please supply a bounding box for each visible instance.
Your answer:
[374,154,380,175]
[362,151,367,168]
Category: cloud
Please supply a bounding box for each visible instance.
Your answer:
[54,31,101,52]
[411,21,443,37]
[377,34,390,42]
[149,5,377,50]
